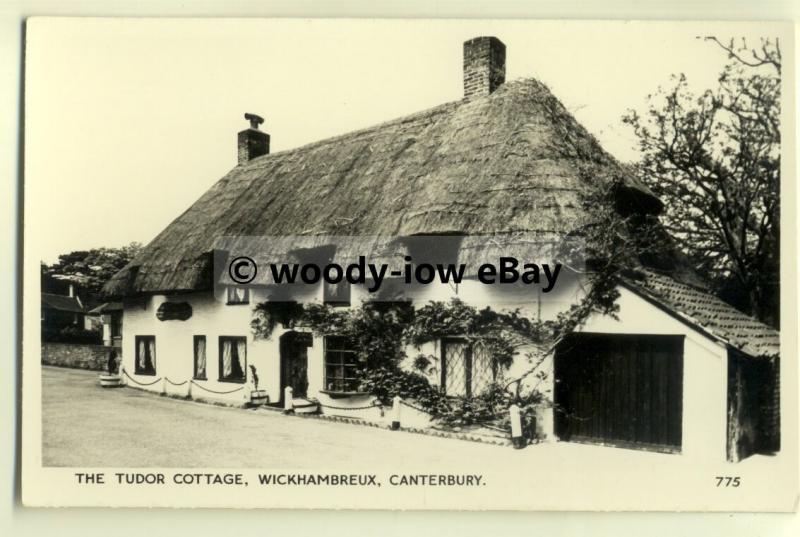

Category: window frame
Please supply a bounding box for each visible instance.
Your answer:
[323,281,351,308]
[226,286,250,305]
[218,335,247,384]
[134,335,157,376]
[109,312,122,338]
[440,337,497,398]
[323,335,362,393]
[193,335,207,380]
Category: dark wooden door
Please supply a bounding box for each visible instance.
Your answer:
[280,332,311,401]
[554,334,684,451]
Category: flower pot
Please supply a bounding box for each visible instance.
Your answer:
[98,374,123,388]
[250,390,269,406]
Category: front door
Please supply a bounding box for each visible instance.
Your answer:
[280,332,311,402]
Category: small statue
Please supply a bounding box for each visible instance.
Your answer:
[107,349,118,375]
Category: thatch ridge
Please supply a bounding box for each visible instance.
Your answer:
[103,78,660,298]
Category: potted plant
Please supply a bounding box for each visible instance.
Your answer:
[249,365,269,406]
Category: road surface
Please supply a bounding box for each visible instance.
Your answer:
[42,366,511,467]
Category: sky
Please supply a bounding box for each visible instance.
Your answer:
[25,18,787,263]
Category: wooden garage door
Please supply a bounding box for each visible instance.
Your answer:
[554,334,684,451]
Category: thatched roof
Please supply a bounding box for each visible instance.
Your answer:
[104,78,660,297]
[103,76,780,360]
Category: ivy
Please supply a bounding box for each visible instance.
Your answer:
[250,297,554,433]
[251,301,305,338]
[248,180,670,440]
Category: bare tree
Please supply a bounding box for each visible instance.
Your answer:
[624,37,780,327]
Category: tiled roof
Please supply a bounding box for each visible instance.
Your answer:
[41,293,85,314]
[88,302,123,314]
[622,270,779,359]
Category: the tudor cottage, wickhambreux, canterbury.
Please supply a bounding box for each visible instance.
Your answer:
[103,37,780,463]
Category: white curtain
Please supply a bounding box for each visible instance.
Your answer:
[229,287,246,302]
[222,340,232,377]
[147,339,156,370]
[137,339,145,369]
[236,340,247,376]
[196,338,206,377]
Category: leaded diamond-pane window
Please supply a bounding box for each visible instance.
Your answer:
[441,338,497,398]
[471,342,496,396]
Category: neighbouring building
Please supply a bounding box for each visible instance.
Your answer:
[87,302,124,348]
[41,282,88,340]
[103,36,780,462]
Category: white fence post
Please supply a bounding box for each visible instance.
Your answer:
[187,380,192,399]
[391,396,402,430]
[510,404,524,449]
[284,386,294,413]
[161,377,167,396]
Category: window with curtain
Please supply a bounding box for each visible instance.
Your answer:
[135,335,156,375]
[226,286,250,305]
[218,336,247,383]
[193,336,207,380]
[323,336,362,392]
[323,281,351,307]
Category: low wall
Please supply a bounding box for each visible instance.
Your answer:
[42,342,120,371]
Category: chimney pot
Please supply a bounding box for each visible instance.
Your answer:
[238,113,270,164]
[463,37,506,99]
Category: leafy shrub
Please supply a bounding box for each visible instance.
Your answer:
[250,298,552,441]
[44,325,102,344]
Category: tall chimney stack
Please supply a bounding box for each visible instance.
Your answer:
[463,37,506,99]
[238,113,269,164]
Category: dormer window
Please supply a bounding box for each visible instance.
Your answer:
[227,286,250,305]
[323,281,351,307]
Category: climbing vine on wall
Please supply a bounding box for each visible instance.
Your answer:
[249,179,672,436]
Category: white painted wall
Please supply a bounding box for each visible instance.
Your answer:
[122,288,276,405]
[121,275,729,461]
[579,286,729,461]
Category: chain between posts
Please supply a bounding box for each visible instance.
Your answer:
[164,377,188,386]
[316,401,383,411]
[398,399,432,415]
[189,380,245,395]
[121,370,162,386]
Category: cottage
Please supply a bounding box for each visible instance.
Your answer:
[103,36,779,462]
[41,282,90,341]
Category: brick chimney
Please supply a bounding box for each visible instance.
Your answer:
[238,113,269,164]
[463,36,506,99]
